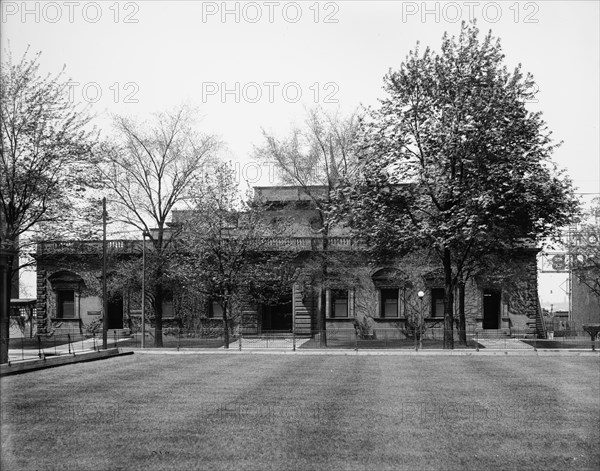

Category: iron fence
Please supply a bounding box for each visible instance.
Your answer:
[109,327,600,351]
[5,331,122,364]
[5,327,597,361]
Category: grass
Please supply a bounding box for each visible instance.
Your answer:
[1,354,599,471]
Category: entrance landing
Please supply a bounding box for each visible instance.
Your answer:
[474,337,534,350]
[223,336,312,349]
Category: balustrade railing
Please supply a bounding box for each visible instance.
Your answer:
[37,236,361,254]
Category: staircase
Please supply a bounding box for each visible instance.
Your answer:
[293,286,313,335]
[535,298,547,339]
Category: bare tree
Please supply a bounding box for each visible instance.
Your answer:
[0,48,98,363]
[176,163,298,348]
[254,107,360,343]
[98,105,219,347]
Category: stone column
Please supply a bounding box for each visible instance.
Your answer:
[36,270,47,332]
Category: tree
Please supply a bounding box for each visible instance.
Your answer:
[569,198,600,304]
[0,48,99,363]
[336,22,577,348]
[98,106,219,347]
[175,163,298,348]
[254,107,360,343]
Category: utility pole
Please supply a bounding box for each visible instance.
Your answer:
[102,197,108,350]
[141,231,146,348]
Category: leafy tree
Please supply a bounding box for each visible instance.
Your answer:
[0,48,99,363]
[336,23,577,348]
[97,105,219,347]
[175,163,298,348]
[254,107,360,342]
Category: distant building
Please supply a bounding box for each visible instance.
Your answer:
[571,277,600,326]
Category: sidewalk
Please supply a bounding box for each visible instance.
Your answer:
[130,347,599,356]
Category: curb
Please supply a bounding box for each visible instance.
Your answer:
[128,348,600,357]
[1,349,133,376]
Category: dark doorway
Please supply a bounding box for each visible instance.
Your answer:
[483,289,501,329]
[107,295,124,329]
[261,292,293,332]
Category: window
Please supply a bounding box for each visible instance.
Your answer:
[431,288,445,318]
[331,290,348,318]
[162,300,174,318]
[209,301,223,319]
[380,289,399,318]
[57,290,75,318]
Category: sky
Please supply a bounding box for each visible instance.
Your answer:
[2,0,599,307]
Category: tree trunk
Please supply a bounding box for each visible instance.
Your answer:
[222,303,229,349]
[458,280,467,346]
[317,220,329,347]
[443,248,455,349]
[153,284,164,348]
[0,251,11,364]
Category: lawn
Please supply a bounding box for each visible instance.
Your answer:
[1,354,598,471]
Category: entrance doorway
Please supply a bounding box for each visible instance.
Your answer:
[482,289,501,329]
[261,292,293,332]
[107,295,124,329]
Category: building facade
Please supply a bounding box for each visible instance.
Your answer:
[34,186,545,338]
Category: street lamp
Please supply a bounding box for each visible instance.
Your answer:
[417,291,425,351]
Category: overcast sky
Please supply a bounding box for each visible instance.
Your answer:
[2,0,599,192]
[2,1,599,306]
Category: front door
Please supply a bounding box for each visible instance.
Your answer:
[483,289,501,329]
[261,292,293,332]
[107,295,123,329]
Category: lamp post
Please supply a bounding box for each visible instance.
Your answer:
[417,291,425,351]
[102,197,108,350]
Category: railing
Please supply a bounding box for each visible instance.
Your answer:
[19,328,592,352]
[37,236,363,255]
[36,239,146,255]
